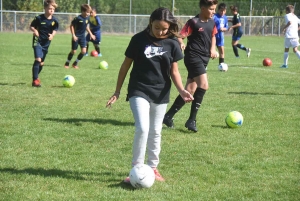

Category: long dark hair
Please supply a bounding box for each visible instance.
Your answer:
[145,7,180,38]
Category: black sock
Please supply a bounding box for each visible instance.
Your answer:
[95,46,100,54]
[38,65,43,74]
[165,95,185,118]
[188,88,206,120]
[67,53,73,61]
[232,45,239,57]
[32,60,40,80]
[219,58,224,64]
[236,44,247,51]
[77,53,84,60]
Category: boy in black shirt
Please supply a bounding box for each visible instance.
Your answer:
[228,5,251,58]
[64,4,95,69]
[163,0,218,132]
[30,0,58,87]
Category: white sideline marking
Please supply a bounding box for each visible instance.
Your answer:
[240,66,298,75]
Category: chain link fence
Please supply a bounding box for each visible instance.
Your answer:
[0,10,291,36]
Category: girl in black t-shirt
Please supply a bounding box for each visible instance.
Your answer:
[106,7,193,183]
[163,0,218,132]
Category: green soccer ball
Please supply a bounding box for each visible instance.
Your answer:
[225,111,243,128]
[63,75,75,88]
[99,60,108,70]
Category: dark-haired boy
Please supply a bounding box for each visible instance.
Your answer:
[64,4,95,69]
[163,0,218,132]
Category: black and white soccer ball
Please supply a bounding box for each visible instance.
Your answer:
[218,63,228,72]
[129,164,155,188]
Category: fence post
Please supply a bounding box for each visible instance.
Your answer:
[271,17,274,35]
[262,16,264,36]
[14,11,16,32]
[249,16,251,35]
[134,15,136,34]
[243,17,245,35]
[278,18,280,36]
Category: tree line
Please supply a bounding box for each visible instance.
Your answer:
[2,0,298,16]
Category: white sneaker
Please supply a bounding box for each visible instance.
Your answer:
[246,48,251,58]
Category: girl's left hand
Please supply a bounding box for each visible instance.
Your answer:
[179,89,194,103]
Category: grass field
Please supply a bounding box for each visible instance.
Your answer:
[0,32,299,201]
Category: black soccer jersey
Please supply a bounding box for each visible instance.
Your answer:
[125,30,183,104]
[30,14,59,48]
[181,15,217,64]
[232,13,243,35]
[71,15,90,38]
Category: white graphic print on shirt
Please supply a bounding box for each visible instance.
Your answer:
[144,45,167,58]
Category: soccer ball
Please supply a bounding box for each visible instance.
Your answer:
[99,60,108,70]
[225,111,243,128]
[129,164,155,189]
[218,63,228,72]
[62,75,75,88]
[263,58,272,66]
[90,50,98,57]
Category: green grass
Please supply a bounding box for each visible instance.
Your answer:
[0,32,299,201]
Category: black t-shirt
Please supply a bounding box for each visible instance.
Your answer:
[125,30,183,104]
[71,15,90,38]
[232,13,243,35]
[30,14,59,47]
[181,15,217,64]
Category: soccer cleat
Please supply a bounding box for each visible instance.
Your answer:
[280,64,288,68]
[84,53,89,56]
[153,168,165,181]
[72,62,79,69]
[185,119,198,132]
[123,177,130,184]
[98,53,102,57]
[32,78,41,87]
[246,48,251,58]
[163,115,174,128]
[64,62,69,69]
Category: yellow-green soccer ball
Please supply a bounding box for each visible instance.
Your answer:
[225,111,243,128]
[63,75,75,88]
[99,60,108,70]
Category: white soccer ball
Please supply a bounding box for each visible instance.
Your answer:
[129,164,155,189]
[218,63,228,72]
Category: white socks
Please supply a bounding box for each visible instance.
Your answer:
[283,52,289,65]
[296,51,300,59]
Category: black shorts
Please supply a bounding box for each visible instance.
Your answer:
[33,42,49,61]
[184,57,207,79]
[72,36,87,50]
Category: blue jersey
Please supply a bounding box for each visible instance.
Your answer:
[89,15,102,34]
[213,13,228,37]
[71,15,90,38]
[232,13,243,35]
[30,14,59,48]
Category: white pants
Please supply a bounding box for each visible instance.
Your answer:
[129,96,167,168]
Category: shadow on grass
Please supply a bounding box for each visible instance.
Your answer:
[108,181,136,190]
[0,82,26,86]
[43,117,133,126]
[228,91,298,96]
[1,167,136,190]
[0,167,122,181]
[211,125,229,129]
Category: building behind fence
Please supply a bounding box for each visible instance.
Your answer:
[0,10,292,36]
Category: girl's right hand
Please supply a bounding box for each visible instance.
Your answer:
[106,92,120,108]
